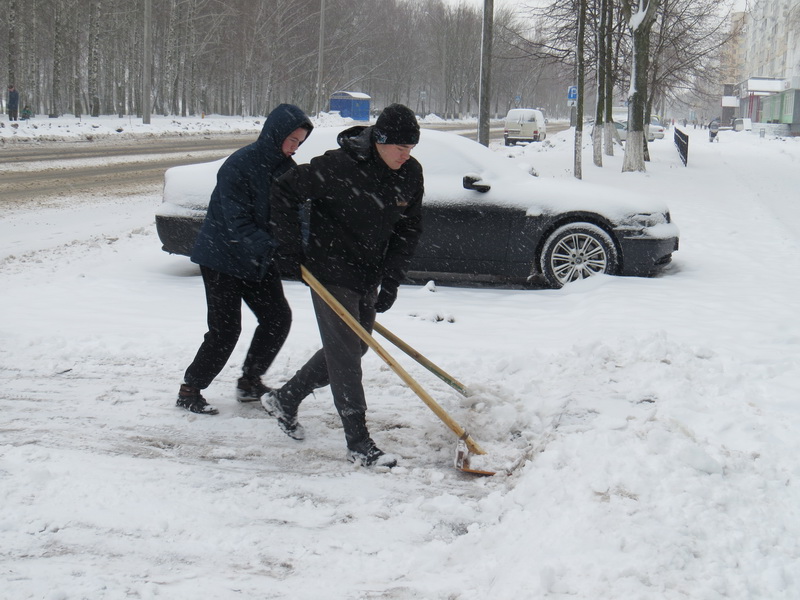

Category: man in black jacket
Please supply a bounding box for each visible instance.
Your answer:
[176,104,313,415]
[267,104,424,467]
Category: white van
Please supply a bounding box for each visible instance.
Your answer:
[503,108,547,145]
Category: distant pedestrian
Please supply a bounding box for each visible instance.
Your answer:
[7,85,19,121]
[175,104,313,415]
[20,106,32,120]
[708,119,720,142]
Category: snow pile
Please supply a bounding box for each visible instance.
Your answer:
[1,120,800,599]
[0,112,353,143]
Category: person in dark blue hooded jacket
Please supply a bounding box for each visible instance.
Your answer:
[176,104,313,415]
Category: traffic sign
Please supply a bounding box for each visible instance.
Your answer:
[567,86,578,100]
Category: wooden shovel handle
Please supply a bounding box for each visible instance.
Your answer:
[372,322,469,397]
[301,266,485,456]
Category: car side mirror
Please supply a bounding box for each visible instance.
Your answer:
[463,174,490,193]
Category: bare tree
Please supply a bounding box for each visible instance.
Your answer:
[621,0,658,173]
[603,0,617,155]
[593,0,609,166]
[88,0,101,116]
[5,0,732,125]
[521,0,629,118]
[7,0,18,88]
[647,0,737,121]
[51,0,66,116]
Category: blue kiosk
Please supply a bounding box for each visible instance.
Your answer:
[329,91,371,121]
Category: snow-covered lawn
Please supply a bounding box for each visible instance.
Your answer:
[2,116,799,599]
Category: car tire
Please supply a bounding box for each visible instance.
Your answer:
[540,222,619,288]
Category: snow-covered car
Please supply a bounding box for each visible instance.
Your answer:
[156,127,679,288]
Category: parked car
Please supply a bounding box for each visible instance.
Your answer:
[503,108,547,145]
[649,117,666,139]
[732,117,753,131]
[611,120,656,143]
[156,127,679,288]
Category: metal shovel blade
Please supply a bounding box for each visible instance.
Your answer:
[454,439,495,476]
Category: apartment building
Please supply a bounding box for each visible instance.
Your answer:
[737,0,800,132]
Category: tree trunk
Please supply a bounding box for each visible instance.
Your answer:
[622,0,658,173]
[7,0,18,88]
[604,0,616,157]
[51,0,65,117]
[593,0,609,167]
[88,1,101,116]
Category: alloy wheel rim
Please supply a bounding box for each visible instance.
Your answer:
[550,233,608,284]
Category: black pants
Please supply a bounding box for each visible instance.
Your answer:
[280,285,377,448]
[183,264,291,389]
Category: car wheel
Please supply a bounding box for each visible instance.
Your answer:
[540,222,619,288]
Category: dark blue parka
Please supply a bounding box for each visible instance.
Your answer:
[190,104,313,281]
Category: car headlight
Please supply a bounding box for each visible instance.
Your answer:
[615,212,674,238]
[620,212,669,228]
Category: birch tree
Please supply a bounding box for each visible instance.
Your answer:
[51,0,65,116]
[88,0,101,116]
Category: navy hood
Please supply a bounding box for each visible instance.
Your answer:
[258,103,314,151]
[190,103,313,281]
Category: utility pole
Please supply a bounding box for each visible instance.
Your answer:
[314,0,325,116]
[477,0,493,146]
[142,0,152,124]
[574,0,585,179]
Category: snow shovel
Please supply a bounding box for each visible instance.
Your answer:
[372,322,469,397]
[301,266,493,475]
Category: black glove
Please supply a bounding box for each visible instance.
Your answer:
[374,279,399,313]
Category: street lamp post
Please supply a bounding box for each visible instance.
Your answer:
[478,0,493,146]
[315,0,325,116]
[142,0,152,124]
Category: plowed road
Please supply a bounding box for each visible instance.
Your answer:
[1,135,255,204]
[1,123,565,205]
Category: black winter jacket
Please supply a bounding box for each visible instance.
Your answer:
[190,104,313,281]
[271,125,424,293]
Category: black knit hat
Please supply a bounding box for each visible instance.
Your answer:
[373,104,420,145]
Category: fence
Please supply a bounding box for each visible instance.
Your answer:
[674,128,689,166]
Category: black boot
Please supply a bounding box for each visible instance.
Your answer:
[347,437,398,468]
[261,390,305,440]
[236,376,272,403]
[176,384,219,415]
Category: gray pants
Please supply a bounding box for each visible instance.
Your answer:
[280,284,378,448]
